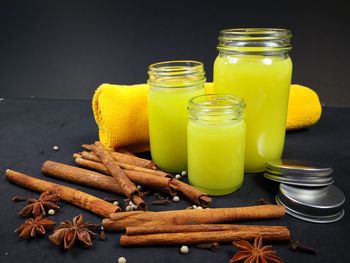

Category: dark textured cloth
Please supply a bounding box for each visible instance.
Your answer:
[0,98,349,263]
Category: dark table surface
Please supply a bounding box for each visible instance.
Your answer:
[0,98,349,263]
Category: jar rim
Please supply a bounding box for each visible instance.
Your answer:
[219,28,292,38]
[189,94,245,109]
[148,60,204,75]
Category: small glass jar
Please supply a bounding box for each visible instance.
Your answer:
[214,28,293,173]
[148,60,206,172]
[187,94,245,196]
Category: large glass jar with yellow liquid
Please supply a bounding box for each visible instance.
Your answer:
[214,28,293,173]
[187,94,245,195]
[148,61,206,172]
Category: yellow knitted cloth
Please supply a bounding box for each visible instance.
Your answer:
[93,83,322,150]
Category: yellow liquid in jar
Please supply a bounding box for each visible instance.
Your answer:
[148,84,205,172]
[214,54,292,172]
[188,119,245,195]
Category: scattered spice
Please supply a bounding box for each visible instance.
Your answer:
[289,240,317,255]
[16,215,56,239]
[257,198,271,205]
[18,191,60,217]
[154,192,166,201]
[48,214,99,249]
[117,256,127,263]
[52,145,59,151]
[99,226,107,241]
[196,242,220,251]
[180,245,189,254]
[172,196,180,202]
[123,198,130,207]
[48,209,55,216]
[125,205,133,211]
[12,195,28,202]
[230,236,283,263]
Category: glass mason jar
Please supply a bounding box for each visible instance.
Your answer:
[187,94,245,195]
[213,28,293,173]
[148,60,206,172]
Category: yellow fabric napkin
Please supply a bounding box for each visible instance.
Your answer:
[93,83,322,150]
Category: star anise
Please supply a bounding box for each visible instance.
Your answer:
[16,215,56,239]
[48,214,100,249]
[19,191,60,217]
[230,236,283,263]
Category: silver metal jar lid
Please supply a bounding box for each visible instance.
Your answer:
[264,172,334,187]
[266,159,333,177]
[276,183,345,223]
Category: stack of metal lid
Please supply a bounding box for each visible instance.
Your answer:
[264,159,345,223]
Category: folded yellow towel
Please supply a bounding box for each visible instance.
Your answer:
[93,83,322,150]
[286,84,322,130]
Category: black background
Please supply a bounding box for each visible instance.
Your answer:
[0,0,349,106]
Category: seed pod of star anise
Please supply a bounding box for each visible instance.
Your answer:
[19,191,60,217]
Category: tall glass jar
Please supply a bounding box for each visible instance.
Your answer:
[187,94,245,195]
[148,60,206,172]
[214,28,293,173]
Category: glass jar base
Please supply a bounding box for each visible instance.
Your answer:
[191,184,242,196]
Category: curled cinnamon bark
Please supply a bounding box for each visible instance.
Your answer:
[41,160,123,195]
[171,179,211,207]
[6,169,120,218]
[82,143,156,169]
[125,224,289,236]
[103,205,286,231]
[90,141,146,210]
[76,153,170,178]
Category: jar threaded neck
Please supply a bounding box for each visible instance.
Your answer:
[217,28,292,55]
[148,60,206,88]
[188,94,245,123]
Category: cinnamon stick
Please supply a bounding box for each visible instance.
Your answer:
[90,141,146,209]
[125,224,289,236]
[103,205,286,231]
[41,160,123,194]
[172,179,211,207]
[6,169,120,218]
[77,153,170,178]
[120,226,291,247]
[43,160,177,197]
[117,149,136,156]
[82,144,156,169]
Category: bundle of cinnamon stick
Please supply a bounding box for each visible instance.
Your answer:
[102,205,290,246]
[70,142,212,207]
